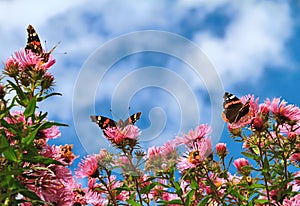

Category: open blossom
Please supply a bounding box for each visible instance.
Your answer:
[75,155,99,178]
[5,49,55,72]
[177,137,212,171]
[283,194,300,206]
[104,124,141,146]
[265,98,300,122]
[175,124,211,147]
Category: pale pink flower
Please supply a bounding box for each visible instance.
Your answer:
[161,140,178,160]
[75,155,99,178]
[85,190,108,206]
[177,137,212,171]
[175,124,211,147]
[104,124,140,145]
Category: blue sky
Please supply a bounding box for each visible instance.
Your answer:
[1,1,299,171]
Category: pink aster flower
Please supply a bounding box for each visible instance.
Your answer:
[75,155,99,178]
[233,158,250,173]
[39,125,61,139]
[283,194,300,206]
[104,124,141,146]
[162,192,181,205]
[175,124,211,147]
[290,153,300,165]
[177,137,212,171]
[266,98,300,122]
[12,49,55,70]
[161,140,178,160]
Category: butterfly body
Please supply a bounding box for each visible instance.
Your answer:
[91,112,141,135]
[25,24,59,63]
[222,92,250,123]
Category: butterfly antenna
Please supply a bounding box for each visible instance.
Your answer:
[109,108,120,119]
[48,41,61,54]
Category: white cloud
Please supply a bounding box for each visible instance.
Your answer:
[194,1,293,86]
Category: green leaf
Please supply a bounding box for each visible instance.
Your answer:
[197,195,211,206]
[126,199,142,206]
[22,154,62,165]
[24,96,37,118]
[19,189,42,200]
[0,135,17,162]
[37,92,62,102]
[7,80,28,105]
[254,199,269,204]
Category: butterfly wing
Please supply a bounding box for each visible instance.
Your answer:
[123,112,142,126]
[25,25,43,55]
[90,115,117,135]
[222,92,248,123]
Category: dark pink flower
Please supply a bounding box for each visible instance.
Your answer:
[175,124,211,147]
[251,116,264,131]
[75,155,99,178]
[216,143,227,157]
[233,158,250,172]
[290,153,300,165]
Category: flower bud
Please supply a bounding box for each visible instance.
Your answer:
[251,117,264,132]
[216,143,227,158]
[41,73,55,90]
[234,158,251,175]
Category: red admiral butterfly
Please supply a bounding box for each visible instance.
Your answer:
[25,24,59,63]
[222,92,250,123]
[90,112,141,135]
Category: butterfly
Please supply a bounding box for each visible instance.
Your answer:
[222,92,250,123]
[90,112,142,135]
[25,24,59,63]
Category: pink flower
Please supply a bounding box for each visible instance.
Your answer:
[175,124,211,147]
[104,124,141,146]
[75,155,99,178]
[85,190,108,206]
[177,137,212,171]
[290,153,300,165]
[216,143,227,157]
[162,192,181,205]
[283,194,300,206]
[233,158,250,172]
[39,125,61,139]
[266,98,300,122]
[251,116,264,131]
[161,140,177,160]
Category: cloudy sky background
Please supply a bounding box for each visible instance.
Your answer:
[1,1,299,171]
